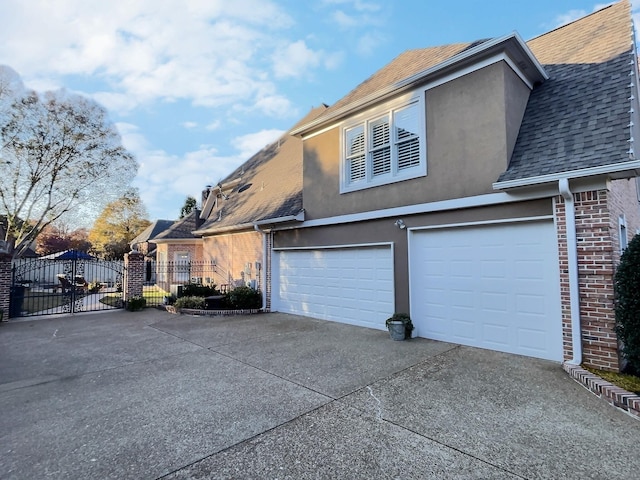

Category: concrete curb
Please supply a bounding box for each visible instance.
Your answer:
[160,305,262,316]
[563,363,640,420]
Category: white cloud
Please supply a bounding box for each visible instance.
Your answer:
[273,40,321,78]
[234,129,286,158]
[357,33,385,56]
[0,0,303,119]
[119,122,285,219]
[182,121,198,129]
[205,120,222,131]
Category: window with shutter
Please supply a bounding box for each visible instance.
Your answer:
[341,98,425,192]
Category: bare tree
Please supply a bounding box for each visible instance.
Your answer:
[0,66,137,258]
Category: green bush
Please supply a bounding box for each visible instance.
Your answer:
[225,286,262,309]
[126,296,146,311]
[181,283,220,297]
[615,233,640,374]
[174,295,206,310]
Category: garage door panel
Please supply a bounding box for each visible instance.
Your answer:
[275,246,394,330]
[411,221,562,361]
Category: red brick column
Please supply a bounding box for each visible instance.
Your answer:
[0,253,11,321]
[557,190,621,371]
[124,251,145,303]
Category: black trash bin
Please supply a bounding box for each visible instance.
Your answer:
[10,285,25,318]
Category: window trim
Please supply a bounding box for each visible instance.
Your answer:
[340,95,426,194]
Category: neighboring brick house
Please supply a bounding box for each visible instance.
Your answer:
[130,219,175,258]
[152,210,204,293]
[266,1,640,371]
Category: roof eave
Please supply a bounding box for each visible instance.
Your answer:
[253,210,305,227]
[493,159,640,190]
[291,33,548,137]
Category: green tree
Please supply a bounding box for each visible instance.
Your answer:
[89,189,151,260]
[615,233,640,374]
[0,66,137,258]
[180,195,197,219]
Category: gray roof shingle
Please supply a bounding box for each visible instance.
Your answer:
[499,0,636,183]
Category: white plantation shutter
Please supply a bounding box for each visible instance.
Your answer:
[395,103,420,170]
[341,99,423,191]
[370,116,391,177]
[346,126,365,183]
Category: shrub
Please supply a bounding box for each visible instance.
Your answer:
[174,295,206,310]
[88,281,102,294]
[615,234,640,374]
[225,286,262,309]
[181,283,220,297]
[126,295,146,311]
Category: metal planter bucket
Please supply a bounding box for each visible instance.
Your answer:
[388,321,406,341]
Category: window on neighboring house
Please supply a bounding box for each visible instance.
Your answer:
[619,215,628,254]
[342,100,425,192]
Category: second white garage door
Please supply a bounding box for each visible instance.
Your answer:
[409,220,562,361]
[273,245,394,330]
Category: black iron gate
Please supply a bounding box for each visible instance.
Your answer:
[10,251,125,318]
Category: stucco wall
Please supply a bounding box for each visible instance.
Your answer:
[302,61,531,220]
[274,199,551,313]
[202,230,263,290]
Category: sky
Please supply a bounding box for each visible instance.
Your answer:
[1,0,639,223]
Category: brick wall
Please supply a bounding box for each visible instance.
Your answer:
[123,251,145,301]
[555,184,640,372]
[0,254,11,320]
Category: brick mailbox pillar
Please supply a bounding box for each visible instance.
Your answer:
[123,250,145,305]
[0,253,11,321]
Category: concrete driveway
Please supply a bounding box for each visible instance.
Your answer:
[0,310,638,479]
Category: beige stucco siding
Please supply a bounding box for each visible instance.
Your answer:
[274,199,551,312]
[202,230,262,288]
[302,61,530,221]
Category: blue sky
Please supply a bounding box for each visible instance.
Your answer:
[0,0,637,223]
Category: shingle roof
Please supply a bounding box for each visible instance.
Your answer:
[197,105,328,234]
[499,0,636,183]
[130,219,174,245]
[326,42,479,115]
[154,210,202,240]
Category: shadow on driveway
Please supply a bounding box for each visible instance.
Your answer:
[1,310,638,479]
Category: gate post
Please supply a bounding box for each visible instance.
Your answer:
[123,250,144,306]
[0,253,11,321]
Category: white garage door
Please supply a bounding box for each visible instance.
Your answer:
[410,220,562,361]
[274,245,394,329]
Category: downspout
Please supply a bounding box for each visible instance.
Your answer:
[254,224,268,311]
[559,178,582,365]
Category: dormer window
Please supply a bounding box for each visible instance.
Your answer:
[341,98,426,193]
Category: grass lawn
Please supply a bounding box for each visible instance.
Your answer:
[99,294,123,307]
[21,293,68,314]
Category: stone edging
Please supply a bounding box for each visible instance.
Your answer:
[563,363,640,420]
[161,305,262,316]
